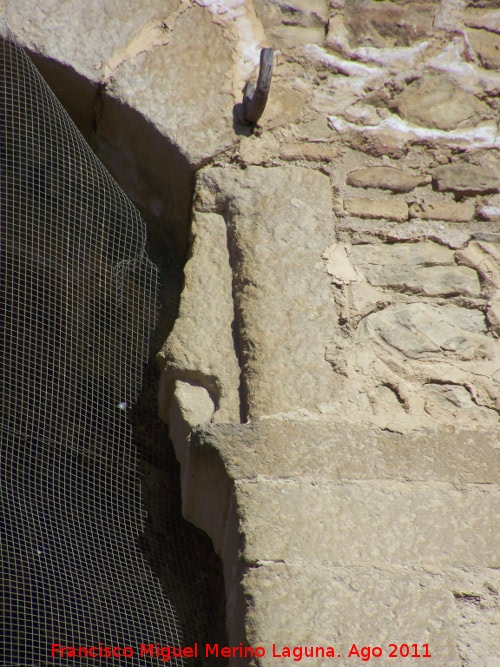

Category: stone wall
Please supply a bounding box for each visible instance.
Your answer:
[4,1,499,664]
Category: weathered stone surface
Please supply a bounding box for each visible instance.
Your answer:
[95,94,194,254]
[240,563,500,667]
[106,5,237,166]
[421,382,500,425]
[358,302,488,360]
[464,6,500,33]
[450,568,500,667]
[456,240,500,294]
[433,162,500,195]
[347,281,391,319]
[279,142,339,162]
[267,24,326,47]
[253,0,328,47]
[323,243,361,285]
[344,0,436,48]
[349,241,481,296]
[192,420,500,485]
[261,78,310,128]
[157,210,241,426]
[167,380,215,470]
[343,100,383,126]
[409,200,476,222]
[194,166,340,419]
[5,3,500,662]
[5,0,181,82]
[239,134,280,165]
[468,0,500,6]
[478,204,500,221]
[239,563,464,666]
[396,73,492,131]
[321,300,500,429]
[254,0,328,29]
[467,26,500,68]
[344,197,408,221]
[294,117,335,141]
[350,239,453,268]
[233,478,500,566]
[487,301,500,336]
[347,166,427,192]
[184,419,500,654]
[456,240,500,335]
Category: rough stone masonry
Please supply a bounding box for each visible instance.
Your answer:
[4,0,499,665]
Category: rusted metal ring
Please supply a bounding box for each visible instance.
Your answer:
[243,47,274,125]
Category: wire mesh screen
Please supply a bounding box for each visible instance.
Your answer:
[0,35,207,666]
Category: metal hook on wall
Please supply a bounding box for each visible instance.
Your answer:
[243,48,274,125]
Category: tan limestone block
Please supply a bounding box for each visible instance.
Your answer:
[5,0,181,83]
[456,240,500,294]
[233,479,500,567]
[104,4,237,166]
[253,0,328,49]
[196,166,339,419]
[279,142,340,162]
[409,200,476,222]
[344,197,408,221]
[344,0,436,48]
[432,163,500,196]
[349,241,481,296]
[238,563,462,667]
[268,24,326,47]
[294,117,335,142]
[239,134,280,165]
[396,72,492,131]
[468,27,500,69]
[464,6,500,33]
[347,166,428,193]
[167,381,215,470]
[478,205,500,221]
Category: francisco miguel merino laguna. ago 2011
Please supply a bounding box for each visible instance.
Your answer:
[51,641,432,662]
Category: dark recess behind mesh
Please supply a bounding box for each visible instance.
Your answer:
[0,35,227,667]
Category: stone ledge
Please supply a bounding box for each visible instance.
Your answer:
[190,421,500,484]
[182,420,500,567]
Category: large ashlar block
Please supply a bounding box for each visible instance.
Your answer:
[231,478,499,567]
[194,166,341,420]
[231,563,500,667]
[105,4,237,166]
[235,562,465,667]
[183,420,500,664]
[184,421,500,561]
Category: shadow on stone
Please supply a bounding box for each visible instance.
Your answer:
[233,102,254,137]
